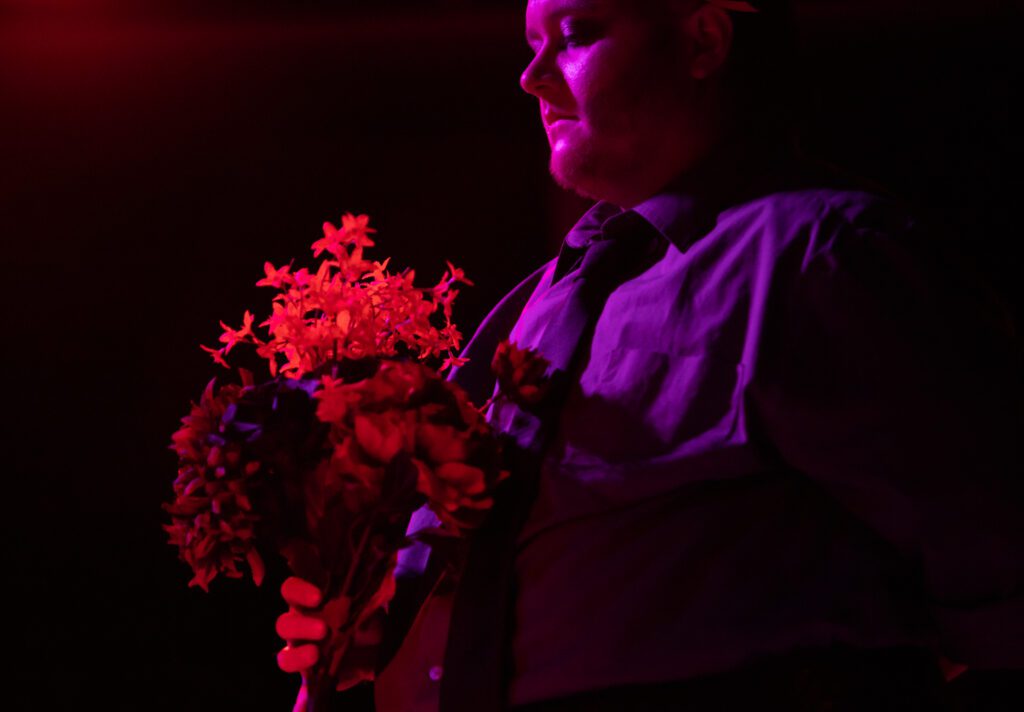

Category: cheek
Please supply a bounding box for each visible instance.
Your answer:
[561,55,586,87]
[570,50,655,132]
[560,46,622,113]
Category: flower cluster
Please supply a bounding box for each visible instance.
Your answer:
[203,213,472,379]
[164,375,265,591]
[165,212,515,706]
[314,360,508,534]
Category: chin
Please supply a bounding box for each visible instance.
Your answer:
[549,149,609,203]
[547,129,652,206]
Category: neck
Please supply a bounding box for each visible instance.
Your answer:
[639,127,793,211]
[609,88,735,209]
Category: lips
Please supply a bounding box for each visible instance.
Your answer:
[542,107,577,128]
[544,116,577,138]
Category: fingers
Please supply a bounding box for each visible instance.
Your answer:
[281,577,322,608]
[277,578,325,679]
[278,643,319,674]
[276,611,327,641]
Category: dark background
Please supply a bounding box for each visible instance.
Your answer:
[1,0,1020,709]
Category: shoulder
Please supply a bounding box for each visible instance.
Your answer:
[740,187,1014,357]
[679,186,928,311]
[710,186,953,311]
[723,187,920,258]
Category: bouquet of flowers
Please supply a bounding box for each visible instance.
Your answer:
[164,213,533,708]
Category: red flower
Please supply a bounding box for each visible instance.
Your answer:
[416,422,469,464]
[200,344,231,369]
[491,340,552,408]
[218,310,256,353]
[164,380,264,591]
[312,223,345,259]
[256,261,293,288]
[340,212,377,248]
[353,413,408,464]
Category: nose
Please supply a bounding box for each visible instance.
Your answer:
[519,49,555,97]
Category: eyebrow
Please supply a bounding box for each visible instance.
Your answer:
[524,0,610,43]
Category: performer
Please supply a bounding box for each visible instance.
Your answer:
[277,1,1023,709]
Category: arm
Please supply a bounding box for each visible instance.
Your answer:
[748,211,1024,682]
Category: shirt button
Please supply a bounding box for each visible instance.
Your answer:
[428,665,444,681]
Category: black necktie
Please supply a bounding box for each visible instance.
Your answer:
[439,208,663,712]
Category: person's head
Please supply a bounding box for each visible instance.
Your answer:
[520,0,794,208]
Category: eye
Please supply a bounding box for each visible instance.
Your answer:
[559,18,603,49]
[525,33,542,55]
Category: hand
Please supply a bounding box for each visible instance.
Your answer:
[277,575,388,709]
[276,577,328,712]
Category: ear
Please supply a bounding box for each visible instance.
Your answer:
[683,3,734,80]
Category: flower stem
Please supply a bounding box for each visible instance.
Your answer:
[337,516,373,604]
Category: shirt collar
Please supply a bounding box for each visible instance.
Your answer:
[563,201,624,249]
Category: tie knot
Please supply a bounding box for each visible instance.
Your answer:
[564,201,623,249]
[577,211,663,289]
[555,208,664,286]
[599,208,657,242]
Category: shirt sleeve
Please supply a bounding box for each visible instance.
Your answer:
[748,206,1024,669]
